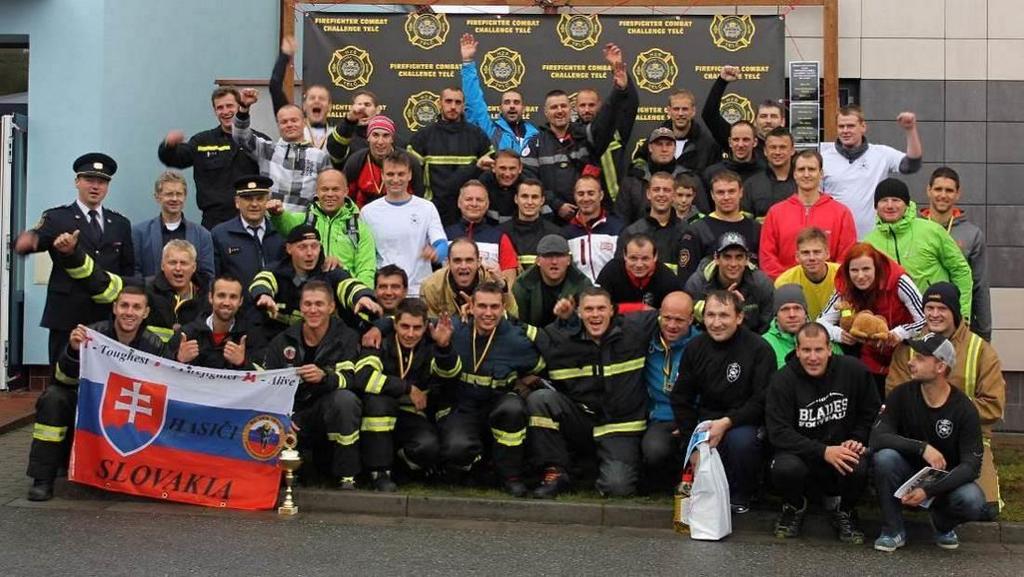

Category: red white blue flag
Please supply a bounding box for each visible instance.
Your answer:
[70,329,299,510]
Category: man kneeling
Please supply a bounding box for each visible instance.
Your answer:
[766,322,880,542]
[870,333,993,552]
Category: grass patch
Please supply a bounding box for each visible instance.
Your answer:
[994,445,1023,522]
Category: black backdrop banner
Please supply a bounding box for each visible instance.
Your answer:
[303,12,784,147]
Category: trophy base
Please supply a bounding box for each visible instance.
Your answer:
[278,504,299,516]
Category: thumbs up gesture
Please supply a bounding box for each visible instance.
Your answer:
[177,332,200,364]
[223,335,247,367]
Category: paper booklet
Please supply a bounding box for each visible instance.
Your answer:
[893,466,949,508]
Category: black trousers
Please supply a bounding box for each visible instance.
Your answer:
[394,408,441,471]
[48,330,70,366]
[294,390,362,479]
[770,451,869,510]
[526,389,641,497]
[439,393,527,481]
[27,383,77,480]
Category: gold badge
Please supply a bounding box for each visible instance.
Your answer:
[557,14,601,51]
[710,15,755,52]
[405,13,449,50]
[632,48,678,94]
[92,162,104,170]
[719,93,755,124]
[404,91,440,131]
[328,45,373,90]
[247,182,257,189]
[479,47,525,92]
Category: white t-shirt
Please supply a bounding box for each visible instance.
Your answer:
[820,142,905,239]
[362,196,446,296]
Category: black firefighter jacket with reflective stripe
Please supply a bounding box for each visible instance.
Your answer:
[351,338,462,399]
[34,203,134,331]
[54,320,169,386]
[249,261,374,329]
[407,118,491,204]
[262,318,360,410]
[178,315,263,371]
[537,311,659,428]
[52,245,208,347]
[449,317,545,403]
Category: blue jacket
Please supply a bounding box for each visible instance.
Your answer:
[132,216,215,279]
[461,61,539,155]
[645,326,700,422]
[210,216,285,288]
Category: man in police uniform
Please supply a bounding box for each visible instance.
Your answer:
[15,153,135,365]
[210,175,285,288]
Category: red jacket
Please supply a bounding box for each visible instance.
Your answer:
[759,193,857,279]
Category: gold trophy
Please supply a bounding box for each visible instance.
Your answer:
[277,432,301,516]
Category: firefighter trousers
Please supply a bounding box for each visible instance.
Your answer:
[526,389,642,497]
[294,389,362,479]
[27,384,78,480]
[439,393,527,481]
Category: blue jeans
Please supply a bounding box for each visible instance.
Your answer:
[873,448,990,534]
[713,425,763,505]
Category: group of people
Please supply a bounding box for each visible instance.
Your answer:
[14,34,1005,552]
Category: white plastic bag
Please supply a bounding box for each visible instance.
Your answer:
[683,434,732,540]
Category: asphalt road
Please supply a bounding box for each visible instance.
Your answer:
[0,503,1019,577]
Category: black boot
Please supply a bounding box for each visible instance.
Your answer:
[830,507,864,544]
[502,476,528,498]
[370,470,398,493]
[773,497,806,538]
[27,478,54,502]
[533,467,570,499]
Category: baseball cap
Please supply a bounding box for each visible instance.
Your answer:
[908,332,957,371]
[286,224,321,244]
[715,231,749,254]
[648,127,675,143]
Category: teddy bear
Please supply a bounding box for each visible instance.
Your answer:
[849,310,890,340]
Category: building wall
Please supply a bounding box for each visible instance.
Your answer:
[0,0,279,364]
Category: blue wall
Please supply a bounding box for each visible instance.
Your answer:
[0,0,279,363]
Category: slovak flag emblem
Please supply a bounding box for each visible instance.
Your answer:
[99,372,169,457]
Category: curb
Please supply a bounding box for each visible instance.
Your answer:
[291,488,1024,543]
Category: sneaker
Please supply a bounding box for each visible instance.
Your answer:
[830,508,865,544]
[533,466,570,499]
[502,477,528,498]
[935,529,959,550]
[873,532,907,552]
[27,478,54,502]
[370,470,397,493]
[773,498,807,538]
[338,476,357,491]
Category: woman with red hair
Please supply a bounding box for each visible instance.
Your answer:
[818,242,925,390]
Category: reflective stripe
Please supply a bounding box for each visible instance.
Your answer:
[423,155,480,165]
[518,254,537,266]
[694,299,706,322]
[399,405,427,417]
[435,407,452,421]
[491,427,526,447]
[460,371,516,389]
[250,271,278,295]
[54,363,77,385]
[964,334,983,400]
[335,360,355,389]
[355,356,383,372]
[327,431,360,445]
[93,273,123,304]
[196,145,231,152]
[549,366,593,380]
[365,372,388,395]
[66,254,94,280]
[529,416,559,430]
[360,416,397,432]
[524,324,538,342]
[337,277,369,307]
[431,357,461,379]
[33,423,67,442]
[593,420,647,438]
[549,358,644,381]
[147,326,175,343]
[604,357,645,376]
[600,138,622,200]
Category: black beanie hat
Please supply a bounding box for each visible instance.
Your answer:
[874,177,910,206]
[922,282,962,328]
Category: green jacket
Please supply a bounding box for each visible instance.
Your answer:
[512,264,592,328]
[762,319,842,369]
[864,201,973,319]
[270,198,377,286]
